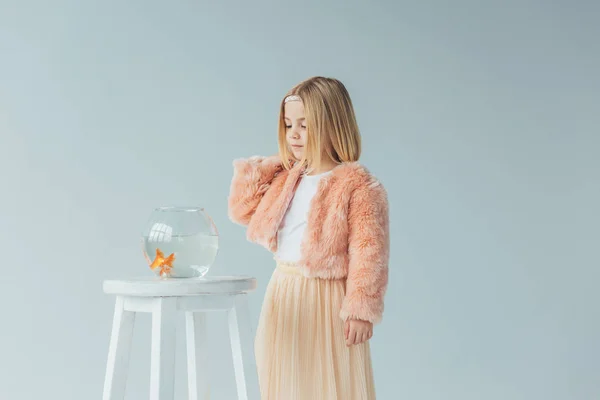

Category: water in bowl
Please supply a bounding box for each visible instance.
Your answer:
[143,232,218,278]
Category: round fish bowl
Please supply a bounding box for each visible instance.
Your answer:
[141,206,219,278]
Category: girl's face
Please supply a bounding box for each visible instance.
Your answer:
[284,100,307,160]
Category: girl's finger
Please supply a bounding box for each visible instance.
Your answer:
[361,331,368,344]
[345,326,351,345]
[348,328,357,346]
[344,321,349,339]
[356,331,364,344]
[367,329,373,339]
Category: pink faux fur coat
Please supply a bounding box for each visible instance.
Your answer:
[227,155,390,325]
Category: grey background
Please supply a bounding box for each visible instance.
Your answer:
[1,0,598,399]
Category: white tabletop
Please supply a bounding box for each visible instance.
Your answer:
[103,275,257,296]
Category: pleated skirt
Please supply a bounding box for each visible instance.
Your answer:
[254,259,376,400]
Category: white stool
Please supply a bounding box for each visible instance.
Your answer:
[102,276,259,400]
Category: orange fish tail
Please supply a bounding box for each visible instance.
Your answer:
[163,253,176,266]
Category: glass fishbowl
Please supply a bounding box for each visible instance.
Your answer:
[141,206,219,278]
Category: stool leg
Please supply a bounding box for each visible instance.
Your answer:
[150,297,177,400]
[228,294,260,400]
[103,296,135,400]
[185,311,210,400]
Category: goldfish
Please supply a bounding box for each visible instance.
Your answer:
[149,248,176,277]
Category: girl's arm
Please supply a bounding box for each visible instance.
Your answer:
[227,155,283,226]
[339,178,390,325]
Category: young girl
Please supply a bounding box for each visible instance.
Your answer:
[228,76,389,399]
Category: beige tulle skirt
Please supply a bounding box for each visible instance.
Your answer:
[254,259,376,400]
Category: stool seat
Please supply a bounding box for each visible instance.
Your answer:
[103,276,257,297]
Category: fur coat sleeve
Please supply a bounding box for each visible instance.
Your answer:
[339,179,390,325]
[227,155,283,226]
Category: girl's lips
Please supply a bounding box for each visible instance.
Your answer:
[291,145,303,148]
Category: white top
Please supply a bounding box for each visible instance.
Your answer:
[276,170,333,262]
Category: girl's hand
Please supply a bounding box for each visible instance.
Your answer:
[344,319,373,346]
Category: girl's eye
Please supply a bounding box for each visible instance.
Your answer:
[284,125,306,129]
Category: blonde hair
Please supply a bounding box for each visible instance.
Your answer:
[277,76,362,172]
